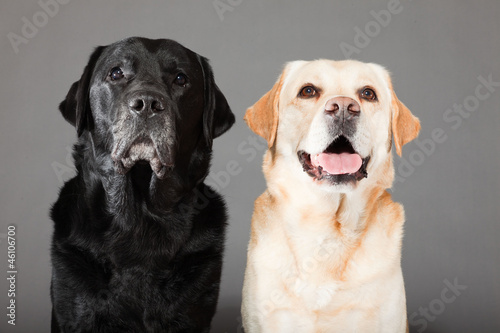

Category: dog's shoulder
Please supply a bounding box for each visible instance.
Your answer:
[366,189,405,235]
[51,176,85,234]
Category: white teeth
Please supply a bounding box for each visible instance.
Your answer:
[313,154,320,166]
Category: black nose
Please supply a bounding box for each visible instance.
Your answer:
[128,91,166,115]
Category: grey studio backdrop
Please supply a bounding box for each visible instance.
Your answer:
[0,0,499,332]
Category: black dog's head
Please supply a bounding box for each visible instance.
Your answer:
[60,37,234,180]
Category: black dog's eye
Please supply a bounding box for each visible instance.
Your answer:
[109,67,124,81]
[174,74,187,87]
[361,87,377,101]
[299,86,318,98]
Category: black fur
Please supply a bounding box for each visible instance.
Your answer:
[50,37,235,333]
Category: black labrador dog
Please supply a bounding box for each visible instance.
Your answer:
[50,37,234,332]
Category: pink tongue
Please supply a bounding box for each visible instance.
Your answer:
[311,153,362,175]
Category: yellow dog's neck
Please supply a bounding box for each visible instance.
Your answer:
[263,149,397,235]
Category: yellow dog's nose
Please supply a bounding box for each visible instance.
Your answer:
[324,96,360,118]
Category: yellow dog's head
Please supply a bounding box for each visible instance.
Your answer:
[245,60,420,193]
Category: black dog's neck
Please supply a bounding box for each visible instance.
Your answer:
[69,135,207,267]
[75,135,193,219]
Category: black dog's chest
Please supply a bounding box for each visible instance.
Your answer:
[51,182,226,332]
[106,268,168,300]
[93,268,173,321]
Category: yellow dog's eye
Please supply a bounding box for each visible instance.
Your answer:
[361,88,377,101]
[299,86,317,98]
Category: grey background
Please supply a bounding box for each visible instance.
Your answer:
[0,0,499,332]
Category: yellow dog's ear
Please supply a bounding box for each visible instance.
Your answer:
[391,90,421,156]
[244,70,286,148]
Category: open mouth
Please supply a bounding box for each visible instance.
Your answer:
[112,136,172,179]
[298,135,370,184]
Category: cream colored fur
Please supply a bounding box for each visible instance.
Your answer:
[242,60,420,333]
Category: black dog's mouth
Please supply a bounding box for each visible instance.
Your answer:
[112,137,173,179]
[298,136,370,185]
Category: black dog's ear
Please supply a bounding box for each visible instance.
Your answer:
[59,46,105,137]
[197,55,235,146]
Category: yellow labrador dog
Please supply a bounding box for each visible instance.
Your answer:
[241,60,420,332]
